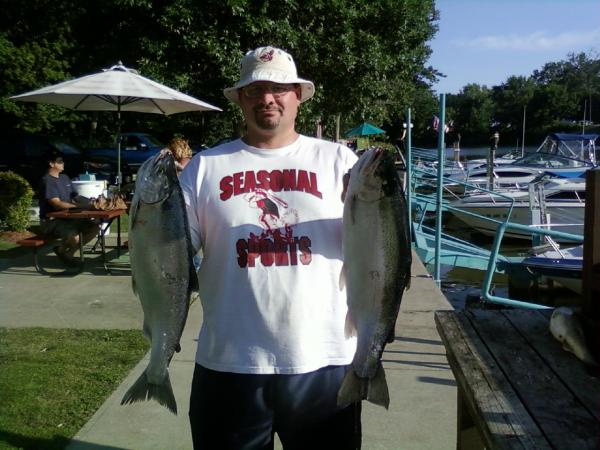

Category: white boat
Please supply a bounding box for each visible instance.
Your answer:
[456,133,598,191]
[463,153,594,190]
[521,245,583,294]
[449,178,586,241]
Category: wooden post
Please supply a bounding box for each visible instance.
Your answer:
[487,132,499,190]
[582,168,600,361]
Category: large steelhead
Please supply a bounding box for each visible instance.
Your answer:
[338,148,411,409]
[121,152,197,414]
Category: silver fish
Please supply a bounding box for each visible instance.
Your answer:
[338,148,411,409]
[121,152,198,414]
[550,307,597,366]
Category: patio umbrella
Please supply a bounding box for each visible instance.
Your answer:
[345,122,386,138]
[10,62,221,186]
[345,122,385,149]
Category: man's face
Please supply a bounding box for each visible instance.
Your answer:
[238,82,301,135]
[50,158,64,173]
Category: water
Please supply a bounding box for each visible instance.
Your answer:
[423,213,581,310]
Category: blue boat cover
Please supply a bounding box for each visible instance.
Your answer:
[550,132,599,141]
[544,170,588,178]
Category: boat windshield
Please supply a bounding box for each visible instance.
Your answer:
[512,152,593,169]
[535,133,598,164]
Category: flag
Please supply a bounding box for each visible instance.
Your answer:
[432,115,439,132]
[432,115,449,133]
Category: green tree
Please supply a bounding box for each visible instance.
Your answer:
[531,52,600,126]
[492,76,535,146]
[0,0,440,146]
[447,84,494,144]
[0,0,84,136]
[528,82,578,131]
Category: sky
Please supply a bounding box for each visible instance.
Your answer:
[428,0,600,94]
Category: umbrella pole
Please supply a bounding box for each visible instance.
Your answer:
[117,100,121,189]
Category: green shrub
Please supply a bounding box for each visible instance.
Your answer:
[0,171,34,232]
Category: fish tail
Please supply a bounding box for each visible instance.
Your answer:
[120,370,178,414]
[337,370,364,407]
[367,364,390,409]
[337,364,390,409]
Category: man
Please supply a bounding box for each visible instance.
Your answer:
[39,150,98,266]
[180,46,361,449]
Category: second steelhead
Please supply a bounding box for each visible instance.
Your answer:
[121,152,198,414]
[338,148,411,409]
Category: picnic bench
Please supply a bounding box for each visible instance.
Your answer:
[16,233,83,275]
[435,309,600,450]
[17,209,127,275]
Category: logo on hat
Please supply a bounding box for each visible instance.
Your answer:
[258,49,274,62]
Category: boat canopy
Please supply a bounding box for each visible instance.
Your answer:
[550,133,599,142]
[537,133,598,164]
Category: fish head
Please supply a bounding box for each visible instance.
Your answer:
[135,152,178,204]
[350,148,399,201]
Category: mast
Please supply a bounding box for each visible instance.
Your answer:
[521,105,526,157]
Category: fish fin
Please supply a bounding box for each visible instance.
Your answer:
[366,364,390,409]
[142,320,151,340]
[175,342,181,353]
[188,256,199,292]
[344,311,357,339]
[339,264,346,290]
[386,326,396,344]
[129,199,140,230]
[120,370,178,415]
[337,370,365,407]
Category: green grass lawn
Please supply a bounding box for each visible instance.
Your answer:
[0,240,16,251]
[0,328,148,450]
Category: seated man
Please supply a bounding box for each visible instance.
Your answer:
[39,150,98,266]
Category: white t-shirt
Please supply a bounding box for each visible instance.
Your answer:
[179,135,357,374]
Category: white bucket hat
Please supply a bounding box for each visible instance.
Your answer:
[223,46,315,104]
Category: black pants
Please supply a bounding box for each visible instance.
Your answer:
[189,364,362,450]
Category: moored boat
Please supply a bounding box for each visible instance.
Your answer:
[521,244,583,294]
[448,178,586,241]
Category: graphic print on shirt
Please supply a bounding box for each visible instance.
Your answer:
[244,188,299,235]
[219,168,322,269]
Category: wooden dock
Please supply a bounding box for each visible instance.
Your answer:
[435,309,600,449]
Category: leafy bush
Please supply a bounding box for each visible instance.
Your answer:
[0,171,34,232]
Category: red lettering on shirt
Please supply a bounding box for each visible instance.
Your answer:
[219,169,323,201]
[220,176,233,200]
[236,232,312,268]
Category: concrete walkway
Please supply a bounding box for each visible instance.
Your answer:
[0,239,457,450]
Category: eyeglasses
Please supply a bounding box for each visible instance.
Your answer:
[241,84,296,99]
